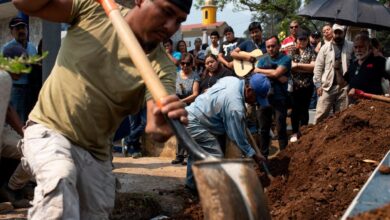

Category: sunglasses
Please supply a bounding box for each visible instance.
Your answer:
[181,62,191,66]
[290,25,299,29]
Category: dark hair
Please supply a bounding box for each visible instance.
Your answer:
[176,40,187,52]
[223,26,234,35]
[248,22,262,32]
[181,53,194,64]
[163,39,173,45]
[204,53,218,62]
[265,35,280,45]
[371,38,381,50]
[201,43,209,50]
[210,30,220,38]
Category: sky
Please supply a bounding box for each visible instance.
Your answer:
[183,3,254,37]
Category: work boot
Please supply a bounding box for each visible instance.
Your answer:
[0,184,31,208]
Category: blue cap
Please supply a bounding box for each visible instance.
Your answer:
[249,74,270,106]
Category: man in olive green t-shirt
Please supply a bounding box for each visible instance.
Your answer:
[13,0,191,218]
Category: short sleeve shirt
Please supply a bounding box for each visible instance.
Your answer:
[176,72,200,99]
[238,39,267,54]
[257,53,291,100]
[219,38,244,62]
[29,0,176,161]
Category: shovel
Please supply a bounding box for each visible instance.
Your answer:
[352,89,390,103]
[97,1,271,219]
[245,127,275,181]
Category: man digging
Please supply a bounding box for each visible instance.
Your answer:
[12,0,190,218]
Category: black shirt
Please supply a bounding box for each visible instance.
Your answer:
[199,66,234,93]
[344,54,388,95]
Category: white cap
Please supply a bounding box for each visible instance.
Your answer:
[332,24,346,32]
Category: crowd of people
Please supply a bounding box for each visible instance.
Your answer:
[0,0,389,218]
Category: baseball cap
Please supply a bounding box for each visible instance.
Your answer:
[2,44,27,58]
[9,17,27,29]
[311,31,321,38]
[249,74,270,106]
[167,0,192,14]
[332,24,346,32]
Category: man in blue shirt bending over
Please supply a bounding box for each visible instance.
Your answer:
[184,74,270,192]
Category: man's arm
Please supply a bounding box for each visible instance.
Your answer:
[6,106,24,137]
[254,65,288,79]
[13,0,73,23]
[218,52,233,69]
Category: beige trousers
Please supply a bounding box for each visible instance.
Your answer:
[22,123,116,220]
[314,85,348,124]
[0,71,31,190]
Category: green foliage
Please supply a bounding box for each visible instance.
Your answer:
[0,51,48,74]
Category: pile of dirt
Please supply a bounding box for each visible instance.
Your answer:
[267,100,390,219]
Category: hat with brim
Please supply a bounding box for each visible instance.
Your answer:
[9,17,27,28]
[249,74,270,107]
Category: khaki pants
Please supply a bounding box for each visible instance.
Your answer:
[0,71,31,190]
[22,123,116,220]
[314,85,348,124]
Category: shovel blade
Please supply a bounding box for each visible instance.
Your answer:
[192,159,271,220]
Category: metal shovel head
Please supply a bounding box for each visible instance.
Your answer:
[192,158,271,220]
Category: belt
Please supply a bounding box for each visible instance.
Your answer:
[25,120,37,128]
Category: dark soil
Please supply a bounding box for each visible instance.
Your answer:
[112,99,390,219]
[267,99,390,219]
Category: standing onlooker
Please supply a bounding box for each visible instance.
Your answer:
[163,39,181,69]
[200,54,234,93]
[281,20,299,54]
[309,31,321,54]
[254,36,291,156]
[1,17,38,123]
[189,38,205,75]
[218,26,244,72]
[345,34,389,102]
[27,39,43,115]
[289,30,316,142]
[172,54,200,165]
[313,24,353,124]
[205,30,220,56]
[231,22,266,58]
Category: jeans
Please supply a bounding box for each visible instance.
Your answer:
[185,114,224,190]
[10,85,28,123]
[258,98,288,155]
[124,107,146,152]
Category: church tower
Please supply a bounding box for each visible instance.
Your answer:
[201,0,217,25]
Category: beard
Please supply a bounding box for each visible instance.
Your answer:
[333,37,344,44]
[355,51,370,61]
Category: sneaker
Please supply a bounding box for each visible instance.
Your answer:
[131,151,142,159]
[0,202,13,214]
[171,158,184,164]
[290,134,298,143]
[181,158,188,166]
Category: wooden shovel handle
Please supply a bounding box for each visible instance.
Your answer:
[355,89,390,103]
[97,0,168,107]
